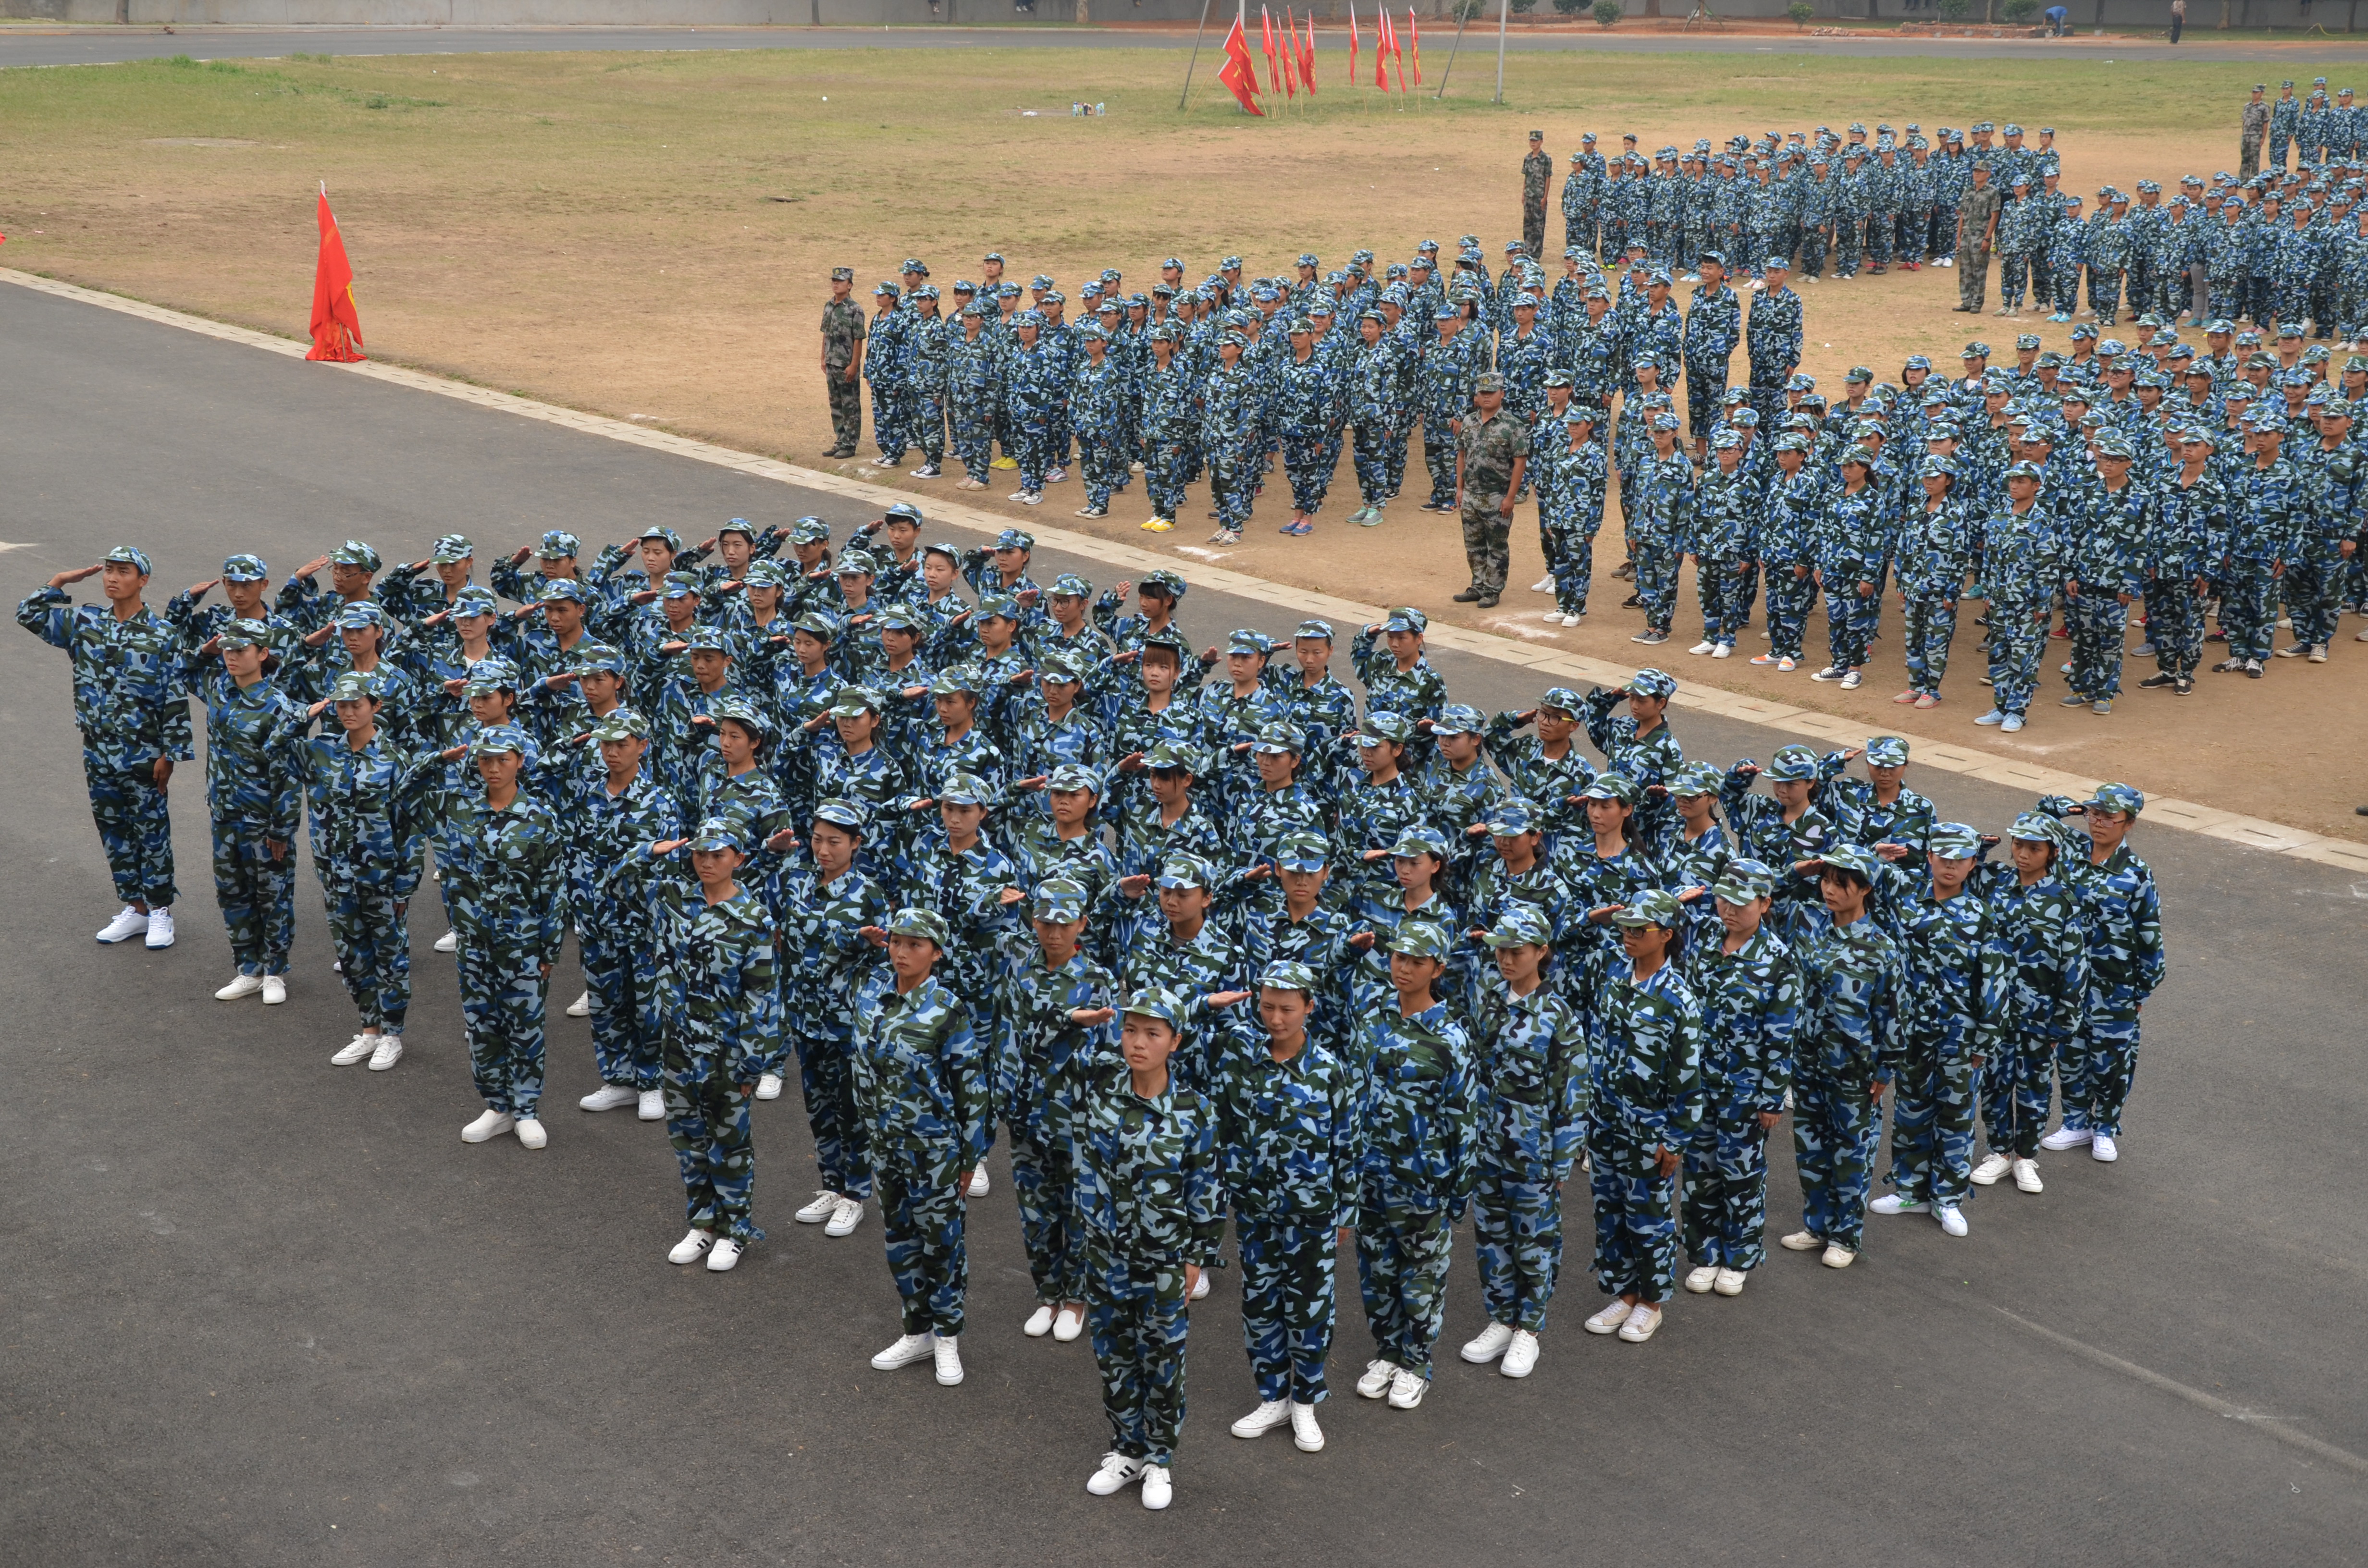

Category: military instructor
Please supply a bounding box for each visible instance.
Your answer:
[1522,131,1552,260]
[821,266,867,459]
[1951,161,2002,314]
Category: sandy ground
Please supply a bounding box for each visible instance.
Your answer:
[4,46,2362,833]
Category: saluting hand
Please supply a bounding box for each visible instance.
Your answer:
[50,564,106,589]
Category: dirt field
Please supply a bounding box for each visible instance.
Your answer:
[5,45,2363,835]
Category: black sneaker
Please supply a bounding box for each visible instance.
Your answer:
[2174,677,2194,695]
[1453,588,1484,603]
[2138,672,2177,688]
[1477,593,1500,609]
[1620,593,1642,608]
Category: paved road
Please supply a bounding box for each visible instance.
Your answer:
[3,278,2365,1565]
[0,21,2334,68]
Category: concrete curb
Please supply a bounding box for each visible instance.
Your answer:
[13,263,2367,876]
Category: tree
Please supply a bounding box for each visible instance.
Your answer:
[1593,0,1623,23]
[1940,0,1968,17]
[1788,0,1814,21]
[2001,0,2038,23]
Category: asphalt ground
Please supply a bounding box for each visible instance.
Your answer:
[3,277,2366,1565]
[0,21,2334,69]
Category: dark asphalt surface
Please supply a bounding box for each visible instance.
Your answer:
[0,21,2332,68]
[3,278,2365,1566]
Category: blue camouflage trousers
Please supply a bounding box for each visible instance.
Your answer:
[799,1032,872,1200]
[2087,268,2123,321]
[580,917,663,1090]
[457,935,549,1117]
[951,397,995,478]
[910,382,945,465]
[1542,522,1597,617]
[1792,1070,1881,1253]
[868,377,910,460]
[1985,600,2050,715]
[1236,1214,1336,1404]
[1352,421,1394,507]
[1902,594,1960,695]
[325,879,409,1032]
[1079,425,1127,509]
[85,751,177,908]
[1008,1115,1083,1306]
[877,1155,968,1337]
[1011,416,1052,494]
[1086,1251,1192,1466]
[1283,434,1334,514]
[1384,426,1412,495]
[1834,221,1863,277]
[1421,432,1458,508]
[2284,546,2349,649]
[1590,1154,1678,1302]
[2218,561,2280,663]
[1356,1199,1455,1376]
[1145,439,1192,519]
[1981,1029,2057,1159]
[1695,554,1750,646]
[210,816,296,977]
[1998,250,2033,307]
[1799,228,1829,279]
[1633,542,1680,633]
[1825,578,1875,671]
[1211,446,1259,529]
[1765,564,1818,660]
[2144,577,2204,679]
[1473,1158,1564,1332]
[1682,1114,1772,1272]
[2065,591,2127,700]
[2059,1002,2142,1139]
[1887,1032,1976,1205]
[1684,366,1728,443]
[664,1043,762,1243]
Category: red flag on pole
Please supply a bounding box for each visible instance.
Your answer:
[1281,6,1297,97]
[1260,6,1280,96]
[1407,8,1422,85]
[1301,13,1318,93]
[305,187,365,363]
[1376,8,1393,88]
[1219,4,1264,115]
[1346,0,1359,86]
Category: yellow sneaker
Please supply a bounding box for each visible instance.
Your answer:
[991,455,1018,470]
[1140,516,1174,533]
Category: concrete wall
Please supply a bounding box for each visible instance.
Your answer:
[5,0,2362,34]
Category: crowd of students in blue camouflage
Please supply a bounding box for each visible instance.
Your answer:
[24,517,2165,1511]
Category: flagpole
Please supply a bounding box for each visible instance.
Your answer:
[1179,0,1216,110]
[1434,0,1469,98]
[1493,0,1508,106]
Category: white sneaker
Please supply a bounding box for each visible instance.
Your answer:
[2012,1157,2044,1193]
[1140,1465,1172,1510]
[216,973,266,1001]
[1684,1264,1720,1294]
[1778,1230,1822,1251]
[461,1110,514,1143]
[565,990,592,1018]
[795,1189,841,1224]
[144,907,175,948]
[2091,1133,2119,1163]
[1688,640,1717,656]
[933,1334,964,1386]
[871,1332,935,1370]
[1971,1152,2012,1186]
[433,930,458,954]
[1712,643,1732,658]
[826,1197,864,1237]
[366,1035,403,1071]
[1052,1305,1084,1342]
[260,975,286,1005]
[515,1117,547,1150]
[2040,1124,2093,1151]
[967,1165,989,1197]
[97,906,150,944]
[1869,1194,1927,1215]
[1086,1452,1144,1496]
[1190,1268,1210,1300]
[1935,1202,1969,1237]
[755,1073,783,1101]
[1500,1329,1540,1379]
[1025,1304,1058,1338]
[1290,1400,1325,1450]
[1460,1322,1515,1362]
[1356,1358,1398,1397]
[705,1236,742,1272]
[1713,1268,1748,1296]
[1386,1368,1426,1409]
[1562,613,1584,627]
[1839,670,1863,689]
[1231,1398,1290,1437]
[1531,575,1555,593]
[1584,1300,1632,1335]
[1821,1243,1855,1269]
[637,1089,665,1120]
[1617,1303,1663,1342]
[667,1228,715,1264]
[330,1033,375,1066]
[579,1084,637,1112]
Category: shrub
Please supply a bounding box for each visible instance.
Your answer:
[1593,0,1622,24]
[2000,0,2038,21]
[1787,0,1814,21]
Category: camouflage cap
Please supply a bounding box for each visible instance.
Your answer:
[936,771,994,807]
[1032,877,1091,923]
[812,796,869,832]
[335,601,391,633]
[588,708,651,742]
[1046,762,1103,796]
[835,551,878,578]
[1294,617,1333,641]
[1581,773,1640,806]
[1927,821,1982,858]
[1252,721,1306,756]
[827,686,883,718]
[929,665,981,697]
[2084,781,2146,817]
[1538,685,1584,714]
[1141,567,1187,598]
[540,577,589,605]
[635,525,684,552]
[1273,830,1331,872]
[453,585,501,617]
[1381,605,1428,634]
[1669,760,1724,797]
[1258,959,1322,995]
[1764,744,1821,783]
[1358,712,1414,746]
[572,641,625,676]
[887,906,951,947]
[789,516,832,545]
[327,668,382,704]
[218,552,269,582]
[1612,888,1682,929]
[1385,919,1453,960]
[707,695,772,739]
[1049,572,1093,598]
[790,610,841,641]
[1431,703,1485,737]
[1808,842,1883,879]
[216,618,272,652]
[1486,798,1541,835]
[469,723,530,758]
[538,529,582,558]
[1142,738,1200,774]
[1712,857,1777,904]
[659,572,703,601]
[742,559,790,590]
[1156,853,1215,890]
[1629,668,1677,698]
[1389,825,1452,861]
[431,533,474,564]
[1120,987,1189,1028]
[330,540,382,571]
[1484,904,1554,949]
[1864,735,1910,767]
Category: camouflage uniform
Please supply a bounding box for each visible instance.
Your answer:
[1787,876,1903,1255]
[1588,931,1704,1304]
[822,273,867,456]
[302,690,425,1035]
[573,734,682,1094]
[654,840,779,1244]
[1680,886,1802,1274]
[851,918,989,1338]
[1455,392,1531,600]
[1000,898,1120,1309]
[2043,791,2166,1142]
[1974,821,2090,1161]
[1469,922,1591,1332]
[1872,837,2005,1208]
[1075,992,1224,1470]
[1522,140,1553,259]
[17,556,194,912]
[779,812,891,1201]
[190,653,308,978]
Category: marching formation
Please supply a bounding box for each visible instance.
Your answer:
[25,521,2165,1512]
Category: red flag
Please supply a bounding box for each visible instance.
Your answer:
[1407,8,1422,85]
[1377,8,1393,88]
[1281,7,1297,97]
[1302,13,1318,93]
[1390,9,1406,93]
[1261,6,1280,95]
[1218,7,1264,116]
[1347,0,1359,85]
[305,188,365,363]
